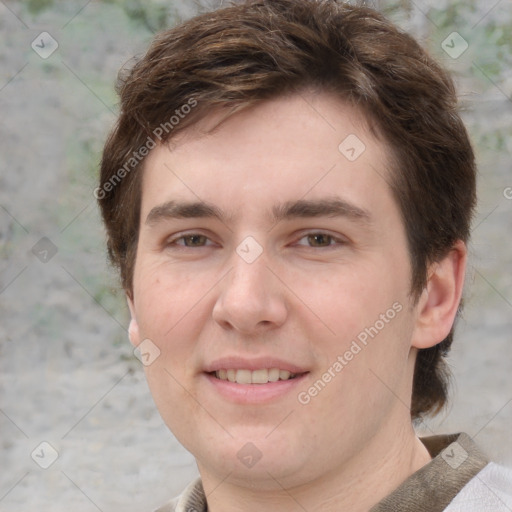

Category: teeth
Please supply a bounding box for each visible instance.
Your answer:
[214,368,298,384]
[251,369,269,384]
[279,370,291,380]
[268,368,280,382]
[236,369,252,384]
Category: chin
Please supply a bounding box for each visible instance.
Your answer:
[196,435,312,485]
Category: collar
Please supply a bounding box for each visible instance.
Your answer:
[168,432,488,512]
[370,432,489,511]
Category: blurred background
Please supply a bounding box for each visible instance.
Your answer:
[0,0,511,510]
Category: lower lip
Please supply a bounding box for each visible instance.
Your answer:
[203,372,309,404]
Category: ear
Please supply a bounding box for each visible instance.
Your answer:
[411,240,467,349]
[126,294,141,348]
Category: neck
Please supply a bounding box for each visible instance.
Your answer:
[200,420,432,512]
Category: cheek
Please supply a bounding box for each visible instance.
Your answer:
[137,270,208,434]
[134,262,210,340]
[144,360,205,455]
[133,264,215,404]
[289,264,397,339]
[291,262,413,380]
[298,308,414,441]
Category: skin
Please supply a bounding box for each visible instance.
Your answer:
[127,91,467,512]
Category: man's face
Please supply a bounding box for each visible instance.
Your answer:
[129,92,422,488]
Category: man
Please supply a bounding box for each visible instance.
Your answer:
[97,1,512,510]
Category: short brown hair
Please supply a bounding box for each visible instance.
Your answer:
[98,0,476,419]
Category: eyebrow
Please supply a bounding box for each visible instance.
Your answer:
[271,198,372,225]
[145,198,372,226]
[145,200,228,226]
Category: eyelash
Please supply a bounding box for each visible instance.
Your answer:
[165,231,347,249]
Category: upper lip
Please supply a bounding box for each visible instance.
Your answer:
[203,356,309,374]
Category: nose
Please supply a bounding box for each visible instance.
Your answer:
[212,251,288,334]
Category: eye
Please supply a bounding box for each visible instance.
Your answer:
[168,234,213,248]
[295,232,345,248]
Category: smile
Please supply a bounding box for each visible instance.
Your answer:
[212,368,300,384]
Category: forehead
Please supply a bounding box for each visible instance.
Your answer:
[139,92,397,224]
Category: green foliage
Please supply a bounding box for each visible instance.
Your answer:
[21,0,169,31]
[121,1,169,32]
[26,0,54,15]
[380,0,512,153]
[98,0,170,32]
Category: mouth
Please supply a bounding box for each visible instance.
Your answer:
[203,357,309,403]
[208,368,305,384]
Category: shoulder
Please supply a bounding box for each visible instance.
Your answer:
[153,478,206,512]
[445,462,512,511]
[153,496,179,512]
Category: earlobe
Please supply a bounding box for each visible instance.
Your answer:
[411,240,467,350]
[126,296,141,347]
